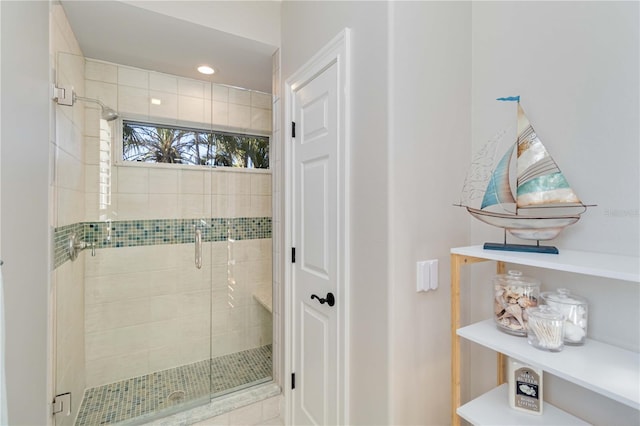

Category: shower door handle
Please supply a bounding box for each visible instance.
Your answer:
[195,229,202,269]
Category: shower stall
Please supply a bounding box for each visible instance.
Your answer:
[52,48,276,425]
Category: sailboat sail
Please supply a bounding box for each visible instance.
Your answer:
[515,103,581,208]
[481,144,516,209]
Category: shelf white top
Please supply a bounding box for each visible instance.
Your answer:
[457,384,590,425]
[458,320,640,410]
[451,245,640,283]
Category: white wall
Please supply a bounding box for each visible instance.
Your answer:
[468,2,639,425]
[281,2,390,424]
[283,2,639,425]
[123,0,281,47]
[0,1,51,424]
[388,2,471,424]
[470,1,639,256]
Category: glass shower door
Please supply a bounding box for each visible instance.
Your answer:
[53,52,215,425]
[206,85,274,400]
[208,170,274,399]
[77,104,216,424]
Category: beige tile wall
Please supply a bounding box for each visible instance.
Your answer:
[92,167,271,221]
[55,55,85,226]
[84,242,209,386]
[84,239,272,387]
[83,58,273,223]
[84,58,271,132]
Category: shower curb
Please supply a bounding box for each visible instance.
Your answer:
[139,382,281,426]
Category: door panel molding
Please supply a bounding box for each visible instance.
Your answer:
[300,93,330,144]
[300,303,329,423]
[301,157,330,279]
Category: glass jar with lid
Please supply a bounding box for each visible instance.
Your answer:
[540,288,588,345]
[527,305,565,352]
[493,270,541,336]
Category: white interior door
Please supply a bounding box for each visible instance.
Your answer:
[286,30,350,426]
[293,61,338,425]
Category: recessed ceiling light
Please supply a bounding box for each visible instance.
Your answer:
[150,98,162,105]
[197,65,215,75]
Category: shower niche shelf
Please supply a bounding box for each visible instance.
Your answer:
[450,245,640,426]
[253,286,273,313]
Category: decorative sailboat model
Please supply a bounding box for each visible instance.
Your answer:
[459,97,592,254]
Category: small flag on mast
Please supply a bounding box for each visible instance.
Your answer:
[496,96,520,102]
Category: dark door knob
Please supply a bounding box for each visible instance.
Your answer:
[310,292,335,307]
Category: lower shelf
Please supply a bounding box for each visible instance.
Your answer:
[457,319,640,409]
[457,384,590,425]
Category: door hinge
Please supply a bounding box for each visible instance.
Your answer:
[292,247,296,263]
[291,373,296,390]
[292,122,296,138]
[52,392,71,416]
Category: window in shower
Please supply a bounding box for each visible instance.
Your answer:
[122,120,270,168]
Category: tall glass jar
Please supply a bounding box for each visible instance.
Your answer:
[493,270,541,336]
[540,288,588,345]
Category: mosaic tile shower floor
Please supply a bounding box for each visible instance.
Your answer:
[75,345,272,425]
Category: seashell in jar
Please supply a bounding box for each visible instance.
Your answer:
[494,302,505,316]
[518,297,535,308]
[505,304,525,328]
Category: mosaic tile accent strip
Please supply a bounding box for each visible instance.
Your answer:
[53,217,271,269]
[53,222,84,268]
[75,345,272,426]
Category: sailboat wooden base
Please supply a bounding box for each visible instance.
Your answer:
[483,241,559,254]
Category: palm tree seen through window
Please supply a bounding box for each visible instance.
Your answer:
[123,121,269,168]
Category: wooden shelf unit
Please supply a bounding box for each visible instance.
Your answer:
[450,245,640,426]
